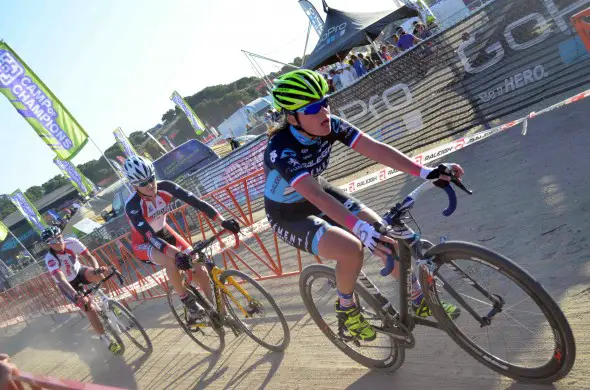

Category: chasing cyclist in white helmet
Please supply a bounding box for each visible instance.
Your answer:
[122,155,240,324]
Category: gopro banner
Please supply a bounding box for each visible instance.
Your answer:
[299,0,325,36]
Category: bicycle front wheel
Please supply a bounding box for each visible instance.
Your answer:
[420,241,575,383]
[166,287,225,353]
[299,264,404,372]
[108,300,153,353]
[220,269,290,352]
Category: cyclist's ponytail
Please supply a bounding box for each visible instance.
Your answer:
[267,111,289,138]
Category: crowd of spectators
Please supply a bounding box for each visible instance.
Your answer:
[321,20,434,93]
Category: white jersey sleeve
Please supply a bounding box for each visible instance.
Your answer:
[65,238,89,256]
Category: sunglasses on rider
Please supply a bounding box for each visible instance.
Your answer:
[46,236,63,245]
[295,97,329,115]
[136,176,155,187]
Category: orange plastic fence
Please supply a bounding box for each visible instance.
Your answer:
[0,169,321,327]
[572,7,590,53]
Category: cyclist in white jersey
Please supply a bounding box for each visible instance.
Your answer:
[42,226,122,354]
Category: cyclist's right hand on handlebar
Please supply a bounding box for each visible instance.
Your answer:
[421,163,464,187]
[352,221,394,260]
[175,252,193,271]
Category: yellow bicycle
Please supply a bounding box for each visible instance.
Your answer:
[166,229,290,353]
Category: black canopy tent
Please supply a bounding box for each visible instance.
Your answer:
[303,5,419,70]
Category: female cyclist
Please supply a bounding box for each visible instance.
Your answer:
[263,69,462,342]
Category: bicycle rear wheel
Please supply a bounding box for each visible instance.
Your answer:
[166,287,225,353]
[108,300,153,353]
[220,269,290,352]
[299,265,404,372]
[419,241,575,383]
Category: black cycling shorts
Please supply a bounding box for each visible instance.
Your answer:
[58,266,91,303]
[265,179,365,255]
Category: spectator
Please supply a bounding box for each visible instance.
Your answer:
[414,22,433,40]
[340,63,357,88]
[386,43,400,58]
[227,137,240,151]
[358,53,375,71]
[396,26,421,51]
[379,45,393,62]
[350,54,367,77]
[370,49,383,67]
[330,67,344,91]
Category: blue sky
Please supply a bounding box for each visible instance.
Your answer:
[0,0,396,194]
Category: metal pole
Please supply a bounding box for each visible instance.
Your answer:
[251,56,276,87]
[243,51,274,91]
[301,21,312,67]
[366,33,387,63]
[88,137,133,192]
[146,132,169,153]
[242,50,300,69]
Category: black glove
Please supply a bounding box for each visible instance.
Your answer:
[175,252,193,271]
[221,219,240,234]
[425,164,453,188]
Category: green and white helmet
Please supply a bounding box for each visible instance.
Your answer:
[272,69,329,112]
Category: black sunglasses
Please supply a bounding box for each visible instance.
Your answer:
[136,176,156,187]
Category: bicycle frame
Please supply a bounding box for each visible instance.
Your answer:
[191,251,256,319]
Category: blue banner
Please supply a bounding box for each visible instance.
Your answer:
[113,127,137,158]
[9,190,47,235]
[299,0,325,36]
[54,157,96,197]
[170,91,205,134]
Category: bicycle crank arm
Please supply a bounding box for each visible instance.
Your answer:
[374,326,415,348]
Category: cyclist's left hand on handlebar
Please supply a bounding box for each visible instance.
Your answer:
[93,266,108,275]
[221,219,240,234]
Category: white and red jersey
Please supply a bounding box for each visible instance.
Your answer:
[44,238,89,282]
[124,180,218,255]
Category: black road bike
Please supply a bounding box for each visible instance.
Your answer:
[299,175,575,383]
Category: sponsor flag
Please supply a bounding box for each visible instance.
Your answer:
[298,0,325,36]
[0,221,9,241]
[0,41,88,160]
[170,90,205,135]
[10,190,48,235]
[53,157,96,197]
[113,127,137,158]
[110,159,125,176]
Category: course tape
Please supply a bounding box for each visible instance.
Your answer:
[339,89,590,195]
[4,89,588,325]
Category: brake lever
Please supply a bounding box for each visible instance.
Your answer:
[451,177,473,195]
[113,268,125,286]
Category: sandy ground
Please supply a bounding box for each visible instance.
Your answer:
[1,97,589,390]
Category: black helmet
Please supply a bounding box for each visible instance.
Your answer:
[41,226,62,243]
